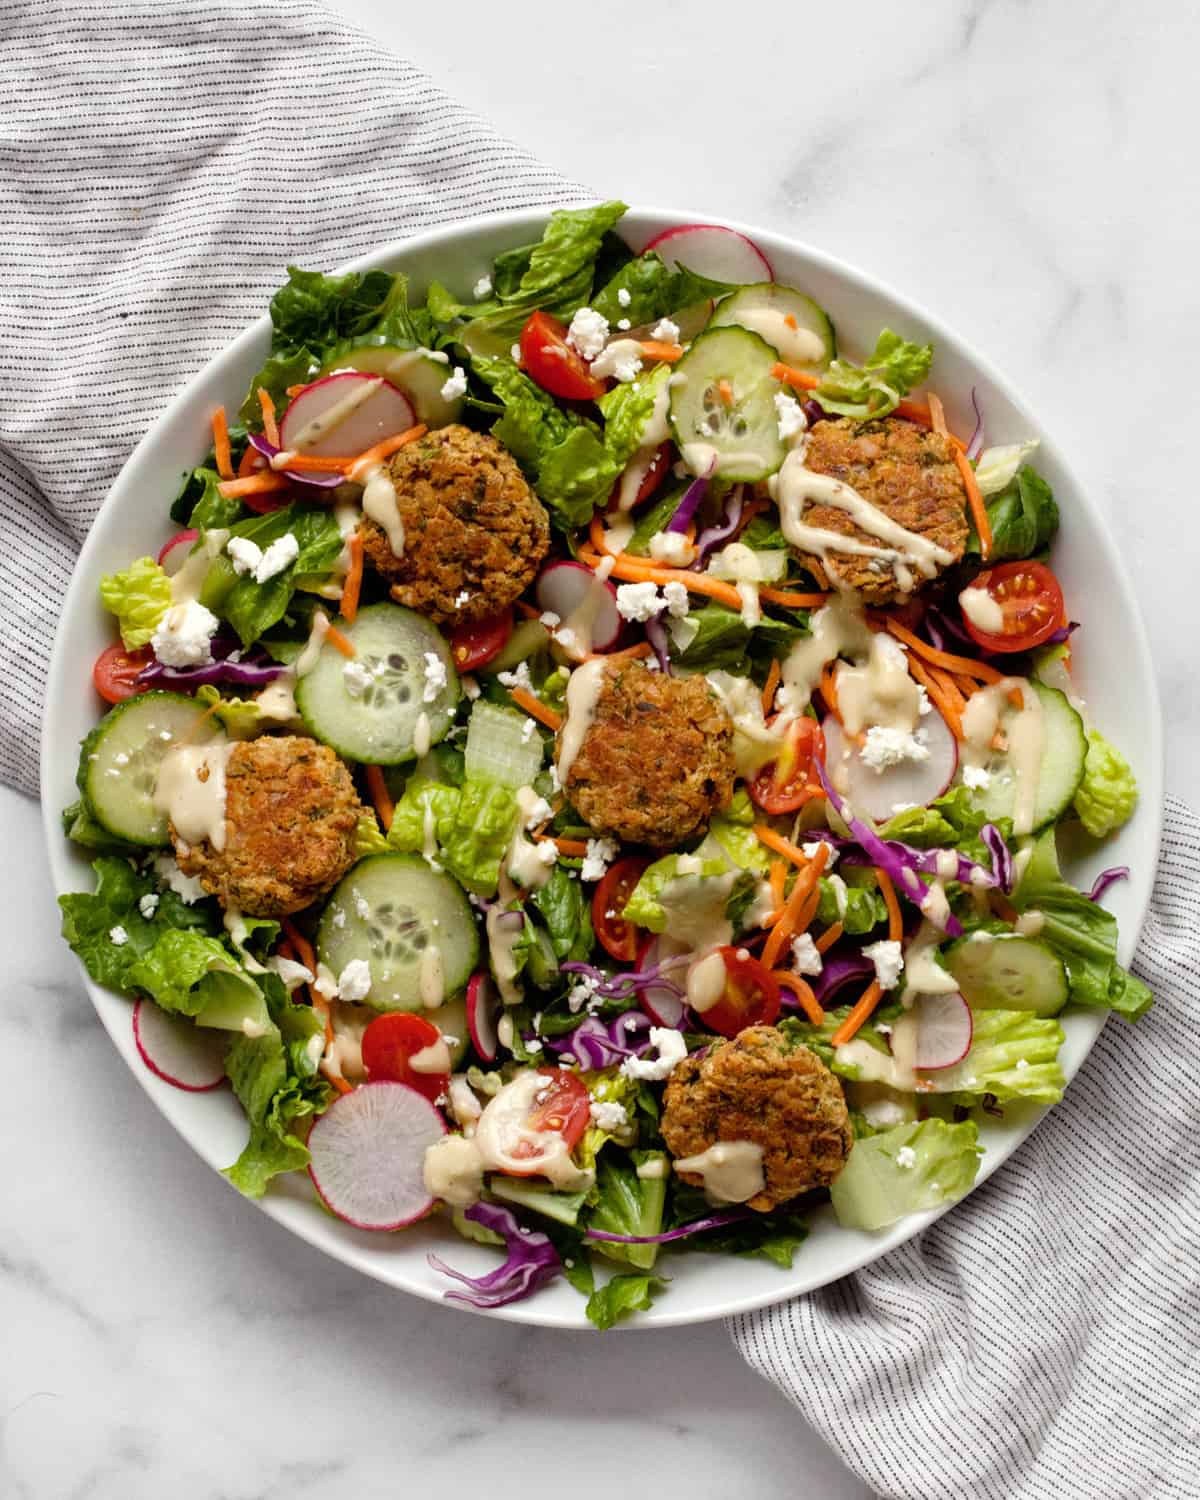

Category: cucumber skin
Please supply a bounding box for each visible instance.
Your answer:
[709,282,836,371]
[318,341,464,428]
[668,325,787,483]
[944,934,1069,1018]
[970,682,1087,833]
[79,690,209,847]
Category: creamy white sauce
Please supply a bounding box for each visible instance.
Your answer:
[222,907,269,973]
[771,445,955,593]
[422,1134,485,1207]
[320,1001,373,1084]
[256,609,329,723]
[288,377,383,452]
[487,872,525,1006]
[658,869,738,951]
[472,1072,593,1191]
[409,1037,452,1075]
[412,711,432,758]
[921,879,951,929]
[672,1141,765,1204]
[835,630,921,737]
[704,669,788,777]
[1015,909,1045,937]
[837,1010,920,1091]
[961,678,1044,837]
[959,586,1004,635]
[616,380,671,511]
[729,304,825,368]
[603,513,637,553]
[419,945,444,1009]
[686,950,728,1014]
[362,465,405,556]
[636,1156,668,1180]
[559,556,616,660]
[904,920,959,997]
[153,738,232,851]
[935,850,960,881]
[169,529,229,607]
[421,789,439,866]
[777,596,874,717]
[556,657,608,783]
[506,786,555,891]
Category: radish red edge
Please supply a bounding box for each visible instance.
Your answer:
[467,971,501,1063]
[307,1081,446,1231]
[534,560,622,656]
[278,371,417,459]
[636,936,687,1027]
[132,999,228,1092]
[643,223,774,284]
[157,529,199,573]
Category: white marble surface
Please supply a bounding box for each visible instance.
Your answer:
[6,1,1197,1495]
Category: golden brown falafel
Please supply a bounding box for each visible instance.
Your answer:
[558,659,736,847]
[172,735,362,917]
[359,425,550,628]
[662,1025,853,1211]
[792,417,968,603]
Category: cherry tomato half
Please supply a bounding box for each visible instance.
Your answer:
[519,311,607,402]
[360,1012,449,1104]
[700,948,782,1039]
[748,715,825,815]
[961,561,1065,654]
[507,1069,592,1172]
[93,642,152,704]
[592,855,652,963]
[609,441,674,510]
[449,608,514,672]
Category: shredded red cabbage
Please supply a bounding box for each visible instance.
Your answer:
[1088,866,1130,904]
[542,1010,655,1069]
[665,461,715,534]
[137,654,286,689]
[645,616,672,674]
[966,388,985,463]
[247,431,344,491]
[809,951,875,1007]
[693,485,744,566]
[1044,621,1080,647]
[427,1201,562,1309]
[585,1209,751,1245]
[981,823,1014,892]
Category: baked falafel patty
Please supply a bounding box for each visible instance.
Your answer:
[172,735,363,917]
[662,1026,853,1211]
[792,416,968,603]
[558,659,736,847]
[359,424,550,628]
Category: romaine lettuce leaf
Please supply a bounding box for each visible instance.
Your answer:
[974,439,1040,497]
[516,200,628,299]
[98,556,172,649]
[589,250,731,326]
[585,1271,668,1331]
[386,779,462,856]
[598,363,671,468]
[815,873,888,934]
[622,852,732,933]
[586,1151,668,1272]
[268,265,397,358]
[126,928,268,1033]
[814,329,933,421]
[669,1184,810,1267]
[528,863,593,963]
[179,466,247,531]
[1073,728,1138,838]
[967,463,1059,561]
[200,503,343,647]
[931,1008,1065,1103]
[672,602,808,675]
[387,774,517,896]
[829,1118,981,1231]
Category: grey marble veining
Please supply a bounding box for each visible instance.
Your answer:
[7,1,1196,1494]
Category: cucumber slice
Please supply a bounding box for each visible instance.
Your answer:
[478,617,551,676]
[709,283,835,374]
[945,933,1069,1017]
[316,853,479,1012]
[79,691,218,846]
[967,681,1086,832]
[668,326,787,481]
[319,343,464,428]
[296,602,459,765]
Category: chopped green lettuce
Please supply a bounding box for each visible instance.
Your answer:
[386,774,517,896]
[696,787,772,875]
[815,873,888,934]
[814,329,933,421]
[126,928,269,1034]
[931,1008,1066,1103]
[586,1151,668,1272]
[622,852,732,934]
[98,556,172,649]
[967,463,1059,561]
[181,467,248,531]
[528,863,593,963]
[974,439,1041,497]
[589,250,731,326]
[463,700,544,788]
[670,602,808,674]
[829,1119,982,1231]
[199,503,343,646]
[1073,729,1138,838]
[598,363,671,468]
[194,684,266,739]
[585,1271,669,1331]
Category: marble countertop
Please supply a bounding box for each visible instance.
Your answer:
[6,1,1194,1495]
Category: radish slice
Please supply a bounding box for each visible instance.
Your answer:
[157,529,198,575]
[822,709,958,823]
[637,935,689,1027]
[914,991,973,1070]
[279,372,416,459]
[307,1081,445,1230]
[467,971,501,1063]
[132,999,228,1092]
[644,224,774,285]
[535,560,622,660]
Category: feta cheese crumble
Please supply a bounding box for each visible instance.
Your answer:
[615,581,666,622]
[150,599,219,668]
[138,892,160,919]
[337,958,373,1002]
[440,366,468,402]
[227,535,264,576]
[803,840,836,869]
[621,1027,688,1082]
[774,390,807,442]
[589,1099,629,1132]
[109,924,129,946]
[568,973,603,1014]
[962,764,991,790]
[422,650,448,703]
[647,531,693,567]
[896,1145,917,1169]
[589,338,643,383]
[497,661,533,693]
[790,932,824,976]
[651,317,680,344]
[617,287,632,308]
[522,794,554,831]
[581,836,619,882]
[255,533,299,583]
[864,939,904,991]
[616,318,631,331]
[662,581,690,618]
[473,275,492,298]
[154,855,205,904]
[565,306,610,361]
[510,343,522,363]
[342,658,376,699]
[860,725,931,772]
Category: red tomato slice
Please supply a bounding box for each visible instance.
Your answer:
[701,948,782,1039]
[748,715,825,815]
[961,561,1065,654]
[592,855,652,963]
[449,608,514,672]
[609,442,674,510]
[93,642,152,704]
[360,1012,449,1103]
[509,1069,591,1166]
[519,311,607,402]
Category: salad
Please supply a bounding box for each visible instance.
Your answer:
[58,202,1148,1330]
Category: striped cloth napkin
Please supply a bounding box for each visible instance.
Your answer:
[0,0,582,796]
[4,7,1192,1496]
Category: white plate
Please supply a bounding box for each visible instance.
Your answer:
[40,207,1163,1329]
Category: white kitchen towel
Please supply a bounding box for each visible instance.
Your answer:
[730,794,1200,1500]
[0,0,583,797]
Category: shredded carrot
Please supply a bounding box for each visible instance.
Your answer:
[365,765,394,832]
[534,834,589,857]
[883,618,1005,684]
[772,361,819,391]
[926,662,967,717]
[237,444,263,479]
[271,451,350,474]
[762,843,829,969]
[894,396,967,450]
[760,584,829,608]
[717,378,734,407]
[211,407,234,480]
[179,698,223,747]
[257,388,280,447]
[340,531,364,624]
[783,313,798,331]
[286,384,308,398]
[878,867,902,941]
[830,869,901,1046]
[754,824,814,869]
[579,545,826,613]
[601,640,653,663]
[280,918,317,973]
[927,392,948,437]
[772,971,824,1024]
[509,686,561,732]
[955,445,992,561]
[346,424,427,483]
[991,891,1020,923]
[324,624,356,659]
[639,340,684,363]
[761,658,781,716]
[277,937,297,963]
[819,660,842,721]
[907,654,964,741]
[815,920,844,954]
[217,471,290,500]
